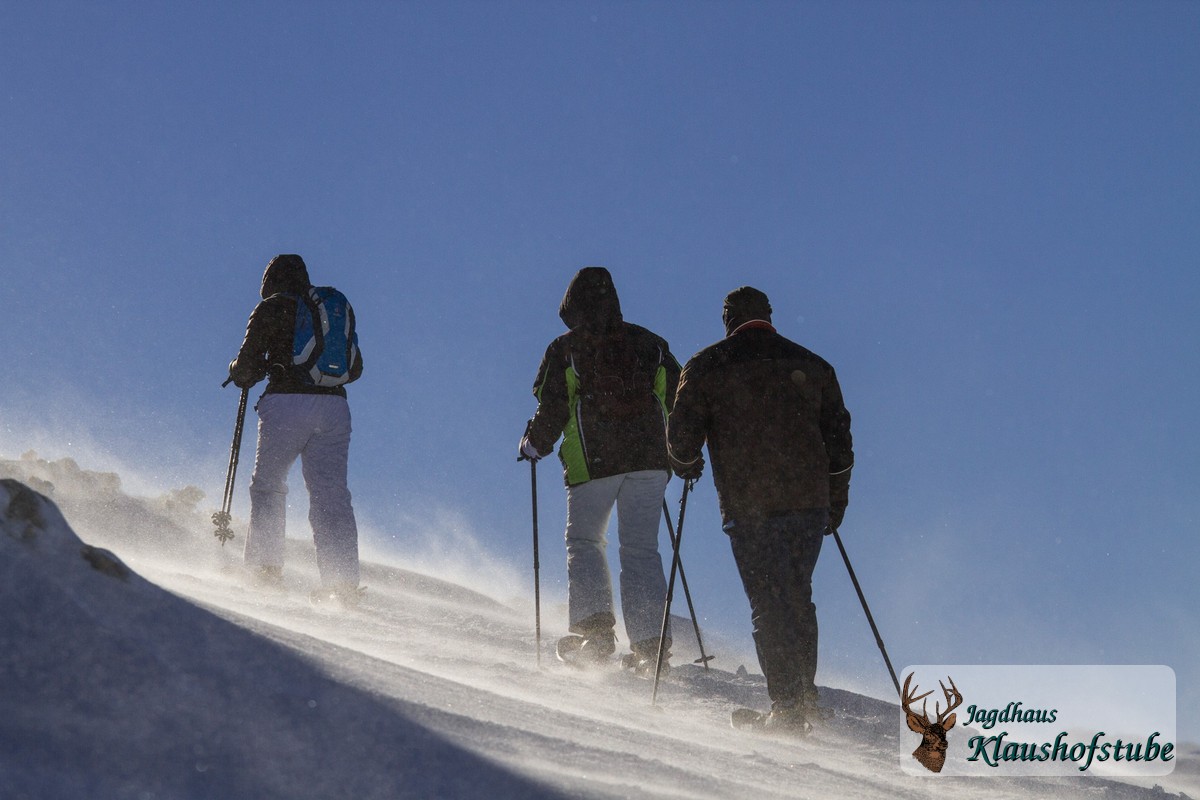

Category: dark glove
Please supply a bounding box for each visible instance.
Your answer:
[518,435,542,462]
[670,453,704,481]
[228,359,261,390]
[826,506,846,535]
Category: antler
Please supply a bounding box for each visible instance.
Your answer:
[901,672,935,724]
[934,676,963,725]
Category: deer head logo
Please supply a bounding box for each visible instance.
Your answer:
[902,672,963,773]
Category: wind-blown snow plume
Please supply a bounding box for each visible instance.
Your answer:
[1,455,1195,800]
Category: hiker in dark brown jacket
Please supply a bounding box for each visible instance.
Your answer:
[667,286,853,733]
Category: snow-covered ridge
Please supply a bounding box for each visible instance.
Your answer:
[1,455,1196,799]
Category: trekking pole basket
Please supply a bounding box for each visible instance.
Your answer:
[212,385,249,545]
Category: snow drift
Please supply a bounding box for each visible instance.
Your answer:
[1,454,1196,799]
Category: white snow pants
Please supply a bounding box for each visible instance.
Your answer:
[564,469,671,648]
[244,393,359,588]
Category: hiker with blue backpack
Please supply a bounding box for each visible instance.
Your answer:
[227,254,364,604]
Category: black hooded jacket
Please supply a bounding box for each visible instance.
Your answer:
[526,267,681,486]
[229,254,364,396]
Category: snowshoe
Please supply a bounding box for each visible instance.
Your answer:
[620,651,670,681]
[556,633,615,668]
[730,707,767,730]
[251,565,284,590]
[730,705,812,737]
[556,634,585,663]
[309,583,365,609]
[621,637,670,680]
[804,703,835,723]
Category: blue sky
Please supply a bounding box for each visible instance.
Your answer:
[3,2,1197,738]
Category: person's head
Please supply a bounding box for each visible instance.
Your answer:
[559,266,623,333]
[722,286,772,336]
[261,253,311,298]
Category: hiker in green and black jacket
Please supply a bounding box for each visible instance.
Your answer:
[520,267,682,672]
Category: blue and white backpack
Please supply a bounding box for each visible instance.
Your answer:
[292,286,358,387]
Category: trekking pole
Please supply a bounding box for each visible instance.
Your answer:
[831,528,901,699]
[212,382,249,546]
[530,458,542,667]
[661,500,713,670]
[652,479,693,705]
[519,420,543,667]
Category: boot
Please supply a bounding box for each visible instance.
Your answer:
[763,700,810,737]
[310,582,363,609]
[623,637,670,679]
[252,565,284,589]
[577,631,616,662]
[802,689,834,723]
[571,612,616,663]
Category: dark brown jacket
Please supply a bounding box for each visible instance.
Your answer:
[667,323,852,528]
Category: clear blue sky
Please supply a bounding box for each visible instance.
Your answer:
[3,2,1197,738]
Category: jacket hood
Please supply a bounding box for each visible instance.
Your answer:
[261,254,311,299]
[559,266,623,332]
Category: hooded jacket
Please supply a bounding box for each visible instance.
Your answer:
[229,254,364,396]
[667,320,853,528]
[526,267,681,486]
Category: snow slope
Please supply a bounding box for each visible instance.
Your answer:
[1,454,1196,800]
